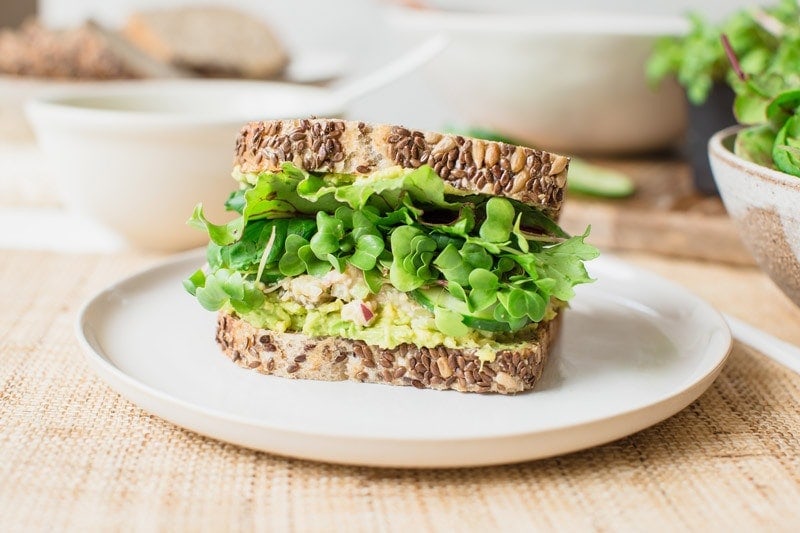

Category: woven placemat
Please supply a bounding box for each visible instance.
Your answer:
[1,250,799,531]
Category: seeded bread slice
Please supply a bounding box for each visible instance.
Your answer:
[234,119,570,218]
[216,312,561,394]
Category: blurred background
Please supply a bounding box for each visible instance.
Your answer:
[0,0,768,260]
[1,0,753,132]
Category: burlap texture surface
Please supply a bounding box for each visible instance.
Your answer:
[1,250,799,532]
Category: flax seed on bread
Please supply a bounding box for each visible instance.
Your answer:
[234,119,570,219]
[217,313,560,394]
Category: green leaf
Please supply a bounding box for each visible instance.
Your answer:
[734,82,771,125]
[278,240,307,276]
[467,289,497,313]
[202,217,315,278]
[224,189,246,213]
[766,89,800,129]
[433,244,471,285]
[327,253,346,272]
[182,268,206,296]
[298,244,331,277]
[447,281,468,302]
[512,214,530,252]
[773,115,800,176]
[188,203,245,246]
[309,212,345,259]
[194,268,264,313]
[334,206,355,229]
[532,228,600,301]
[363,268,383,294]
[479,197,515,243]
[349,234,385,271]
[524,290,547,322]
[468,268,498,290]
[734,125,777,167]
[456,242,492,268]
[389,225,437,291]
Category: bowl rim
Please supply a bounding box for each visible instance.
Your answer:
[24,79,342,129]
[386,6,689,36]
[709,124,800,189]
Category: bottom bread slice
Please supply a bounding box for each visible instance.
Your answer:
[216,313,562,394]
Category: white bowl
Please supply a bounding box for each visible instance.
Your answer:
[388,7,689,155]
[26,80,342,251]
[709,126,800,307]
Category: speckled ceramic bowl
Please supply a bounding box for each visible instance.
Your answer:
[709,125,800,306]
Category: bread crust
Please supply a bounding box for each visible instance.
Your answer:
[233,119,569,219]
[216,312,561,394]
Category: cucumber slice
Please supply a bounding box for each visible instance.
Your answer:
[411,287,516,332]
[567,158,635,198]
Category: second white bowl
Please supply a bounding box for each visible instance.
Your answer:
[389,7,689,155]
[26,80,343,251]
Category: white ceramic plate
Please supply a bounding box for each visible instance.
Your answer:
[76,251,731,468]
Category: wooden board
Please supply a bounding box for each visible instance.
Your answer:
[559,158,756,266]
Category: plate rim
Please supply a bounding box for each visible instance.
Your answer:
[75,250,732,464]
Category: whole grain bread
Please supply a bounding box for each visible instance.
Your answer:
[217,312,561,394]
[221,119,570,393]
[123,7,287,79]
[234,119,570,218]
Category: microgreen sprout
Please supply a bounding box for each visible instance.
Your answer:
[186,163,598,333]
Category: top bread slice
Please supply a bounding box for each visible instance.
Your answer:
[234,119,570,219]
[123,7,287,79]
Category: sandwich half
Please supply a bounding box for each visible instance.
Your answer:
[184,119,598,394]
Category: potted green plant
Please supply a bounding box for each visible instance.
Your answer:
[647,0,800,191]
[655,0,800,307]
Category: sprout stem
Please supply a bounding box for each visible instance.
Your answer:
[721,34,747,82]
[256,224,277,283]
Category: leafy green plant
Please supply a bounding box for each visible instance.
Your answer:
[185,163,598,335]
[647,0,800,176]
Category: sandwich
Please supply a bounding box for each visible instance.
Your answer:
[184,119,598,394]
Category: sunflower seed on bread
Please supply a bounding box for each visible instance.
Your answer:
[234,119,570,218]
[217,313,560,394]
